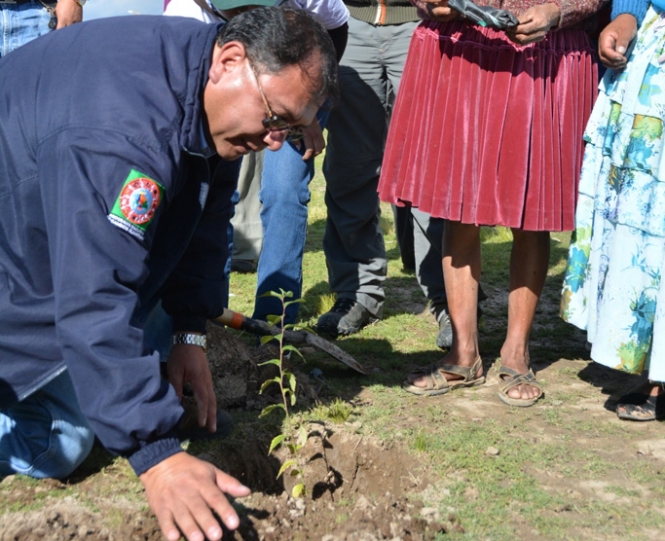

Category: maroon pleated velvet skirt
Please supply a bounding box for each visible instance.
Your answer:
[378,20,598,231]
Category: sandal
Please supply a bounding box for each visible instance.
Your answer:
[616,386,665,421]
[402,357,485,397]
[497,366,543,407]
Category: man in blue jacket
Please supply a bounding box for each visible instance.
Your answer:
[0,7,337,541]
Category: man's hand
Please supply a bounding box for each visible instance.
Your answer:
[507,3,560,45]
[54,0,83,30]
[167,344,217,433]
[421,0,459,23]
[598,13,638,69]
[294,118,325,161]
[141,452,251,541]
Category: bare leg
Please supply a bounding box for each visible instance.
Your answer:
[499,229,550,401]
[407,220,483,387]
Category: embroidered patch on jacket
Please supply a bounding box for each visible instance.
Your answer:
[108,169,164,241]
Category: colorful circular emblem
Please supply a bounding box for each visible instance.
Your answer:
[119,178,161,225]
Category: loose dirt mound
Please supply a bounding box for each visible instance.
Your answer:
[202,324,453,540]
[202,430,453,541]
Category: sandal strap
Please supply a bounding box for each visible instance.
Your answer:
[428,367,449,390]
[498,365,525,379]
[435,357,483,382]
[408,357,483,391]
[408,364,450,391]
[499,369,543,395]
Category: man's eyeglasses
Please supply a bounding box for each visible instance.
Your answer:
[249,63,303,142]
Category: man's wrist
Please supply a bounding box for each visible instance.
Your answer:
[129,438,183,477]
[172,332,207,351]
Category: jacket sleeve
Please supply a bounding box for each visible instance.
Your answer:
[36,129,185,475]
[611,0,649,24]
[160,155,240,333]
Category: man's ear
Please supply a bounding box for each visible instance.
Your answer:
[208,41,247,84]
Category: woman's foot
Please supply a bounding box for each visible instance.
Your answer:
[497,351,543,405]
[497,365,543,407]
[616,382,665,421]
[406,353,483,387]
[403,354,485,396]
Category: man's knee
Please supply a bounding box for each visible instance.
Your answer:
[0,373,96,479]
[34,423,95,479]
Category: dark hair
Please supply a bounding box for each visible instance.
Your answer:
[217,6,339,104]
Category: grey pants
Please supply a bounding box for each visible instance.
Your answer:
[230,151,264,261]
[322,17,419,318]
[395,206,447,318]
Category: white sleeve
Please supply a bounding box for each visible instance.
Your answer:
[163,0,219,23]
[278,0,350,29]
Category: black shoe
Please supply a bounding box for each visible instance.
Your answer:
[436,310,453,349]
[434,305,483,350]
[316,298,376,337]
[176,401,234,441]
[230,259,257,273]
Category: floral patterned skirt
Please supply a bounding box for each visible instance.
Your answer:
[561,7,665,381]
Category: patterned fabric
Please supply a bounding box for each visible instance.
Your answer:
[561,6,665,382]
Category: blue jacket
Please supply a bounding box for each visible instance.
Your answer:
[0,16,237,475]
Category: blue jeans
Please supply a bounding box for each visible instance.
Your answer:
[0,302,174,480]
[252,109,330,325]
[0,1,54,58]
[0,371,95,479]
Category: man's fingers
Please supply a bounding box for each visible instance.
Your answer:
[301,138,324,161]
[216,469,252,498]
[171,504,207,541]
[183,494,225,541]
[179,469,249,537]
[206,386,217,432]
[201,481,242,532]
[141,454,250,541]
[166,355,184,399]
[302,148,314,161]
[152,508,182,541]
[191,378,216,431]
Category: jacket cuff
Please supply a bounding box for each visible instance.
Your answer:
[611,0,649,25]
[128,437,184,476]
[171,314,208,335]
